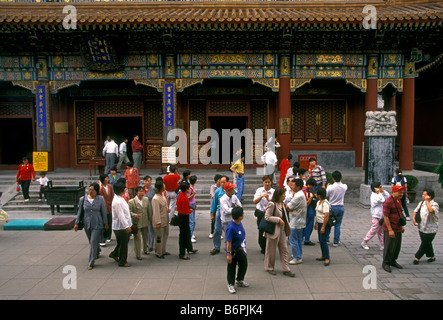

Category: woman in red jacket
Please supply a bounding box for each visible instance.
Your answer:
[16,157,35,203]
[176,180,198,260]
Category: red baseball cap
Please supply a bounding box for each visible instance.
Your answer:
[392,185,406,192]
[223,182,237,191]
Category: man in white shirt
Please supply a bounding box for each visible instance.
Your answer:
[285,178,307,264]
[261,148,278,186]
[103,138,119,174]
[219,182,242,246]
[253,175,274,254]
[110,181,133,267]
[326,170,348,247]
[117,138,130,172]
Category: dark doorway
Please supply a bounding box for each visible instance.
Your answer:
[209,116,248,165]
[97,117,143,161]
[0,118,33,165]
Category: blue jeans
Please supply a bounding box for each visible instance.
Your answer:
[317,222,331,260]
[236,174,245,201]
[289,228,304,260]
[213,209,222,250]
[304,206,315,243]
[189,203,196,236]
[331,205,344,244]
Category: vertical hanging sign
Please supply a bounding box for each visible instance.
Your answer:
[36,85,48,150]
[164,83,174,127]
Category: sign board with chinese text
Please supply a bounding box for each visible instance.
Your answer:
[164,83,174,127]
[33,152,48,172]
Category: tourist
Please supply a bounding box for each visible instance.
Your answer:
[361,182,388,250]
[152,180,170,259]
[74,182,108,270]
[129,186,151,260]
[279,154,292,187]
[231,154,245,201]
[253,175,274,254]
[226,206,249,294]
[283,162,300,188]
[176,180,198,260]
[286,179,307,265]
[261,148,278,186]
[124,161,140,199]
[413,189,439,265]
[210,175,228,255]
[163,165,181,220]
[117,138,130,172]
[131,134,143,171]
[263,187,294,277]
[102,137,118,175]
[391,168,410,220]
[189,175,198,243]
[314,187,331,266]
[143,175,155,252]
[108,166,121,187]
[99,174,114,246]
[303,178,317,246]
[209,174,222,239]
[308,157,327,189]
[109,181,133,267]
[37,172,49,202]
[220,182,242,249]
[16,157,35,203]
[381,185,407,273]
[230,148,243,185]
[326,171,347,246]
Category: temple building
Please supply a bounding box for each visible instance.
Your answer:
[0,0,442,171]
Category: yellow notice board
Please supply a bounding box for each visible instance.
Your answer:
[33,152,48,172]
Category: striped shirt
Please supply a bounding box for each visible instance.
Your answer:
[311,165,327,187]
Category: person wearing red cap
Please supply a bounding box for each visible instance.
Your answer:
[381,185,407,273]
[219,182,242,247]
[16,157,35,203]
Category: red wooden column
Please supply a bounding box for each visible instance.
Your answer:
[399,61,415,170]
[365,55,378,112]
[277,54,291,163]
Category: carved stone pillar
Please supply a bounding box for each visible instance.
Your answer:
[360,111,397,207]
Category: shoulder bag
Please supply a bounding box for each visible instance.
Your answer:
[326,202,339,228]
[258,202,276,235]
[415,201,424,224]
[77,196,86,230]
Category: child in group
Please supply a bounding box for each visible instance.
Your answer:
[226,206,249,294]
[209,174,222,239]
[189,175,198,243]
[37,172,49,202]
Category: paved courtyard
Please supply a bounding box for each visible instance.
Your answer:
[0,169,441,301]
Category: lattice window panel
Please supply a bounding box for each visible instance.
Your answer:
[96,101,142,115]
[332,101,346,143]
[144,100,163,137]
[208,101,248,114]
[76,101,95,138]
[250,100,267,131]
[318,101,331,143]
[189,100,206,133]
[0,102,32,117]
[291,101,304,143]
[291,100,347,144]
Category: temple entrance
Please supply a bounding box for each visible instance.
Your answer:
[97,117,143,161]
[0,118,34,165]
[209,116,248,165]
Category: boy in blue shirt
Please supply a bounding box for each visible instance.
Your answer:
[226,206,249,294]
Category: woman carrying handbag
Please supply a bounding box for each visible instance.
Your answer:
[263,187,295,277]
